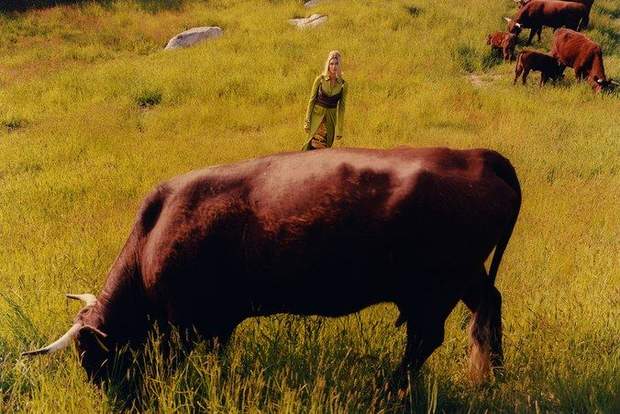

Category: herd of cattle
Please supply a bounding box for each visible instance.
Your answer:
[487,0,617,91]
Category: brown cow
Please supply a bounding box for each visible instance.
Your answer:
[551,28,618,92]
[487,32,518,61]
[23,147,521,388]
[505,0,587,44]
[514,0,594,28]
[513,50,564,86]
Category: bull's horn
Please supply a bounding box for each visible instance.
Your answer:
[504,17,512,22]
[596,79,604,84]
[515,23,522,28]
[610,80,620,86]
[22,323,81,356]
[66,293,97,307]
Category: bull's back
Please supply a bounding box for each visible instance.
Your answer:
[246,148,519,266]
[138,148,520,315]
[523,1,585,23]
[552,29,597,65]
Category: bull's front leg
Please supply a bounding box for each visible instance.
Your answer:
[527,28,537,45]
[390,318,446,396]
[540,73,548,87]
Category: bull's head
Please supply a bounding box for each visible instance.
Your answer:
[504,17,522,34]
[593,78,620,93]
[22,294,111,381]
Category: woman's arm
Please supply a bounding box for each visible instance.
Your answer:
[304,76,322,130]
[335,81,348,138]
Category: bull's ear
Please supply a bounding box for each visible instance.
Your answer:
[504,17,512,22]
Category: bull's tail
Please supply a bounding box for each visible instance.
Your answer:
[488,157,521,285]
[513,52,524,85]
[468,281,503,382]
[468,153,521,382]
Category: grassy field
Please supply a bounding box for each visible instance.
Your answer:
[0,0,619,412]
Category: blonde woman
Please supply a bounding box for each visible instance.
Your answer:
[302,50,348,151]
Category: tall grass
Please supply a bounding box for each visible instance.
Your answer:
[0,0,619,412]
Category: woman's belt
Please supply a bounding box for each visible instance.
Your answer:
[315,85,341,108]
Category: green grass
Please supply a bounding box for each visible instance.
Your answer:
[0,0,619,412]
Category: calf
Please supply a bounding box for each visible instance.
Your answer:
[505,0,587,44]
[514,50,564,86]
[551,28,618,92]
[487,32,518,61]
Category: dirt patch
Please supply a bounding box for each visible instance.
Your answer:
[467,73,504,87]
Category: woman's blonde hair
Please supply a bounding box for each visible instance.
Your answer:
[322,50,343,79]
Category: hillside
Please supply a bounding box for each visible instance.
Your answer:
[0,0,619,412]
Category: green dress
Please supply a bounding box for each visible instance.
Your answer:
[302,75,348,151]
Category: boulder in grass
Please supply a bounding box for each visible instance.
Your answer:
[165,26,223,50]
[288,14,328,29]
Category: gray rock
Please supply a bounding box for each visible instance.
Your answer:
[304,0,321,7]
[165,26,223,50]
[289,14,328,29]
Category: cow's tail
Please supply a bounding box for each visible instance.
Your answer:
[513,52,524,85]
[468,152,521,382]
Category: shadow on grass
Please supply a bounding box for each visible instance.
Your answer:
[0,0,184,14]
[481,49,509,70]
[595,4,620,20]
[404,5,422,17]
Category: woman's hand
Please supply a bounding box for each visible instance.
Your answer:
[336,135,342,141]
[304,123,310,133]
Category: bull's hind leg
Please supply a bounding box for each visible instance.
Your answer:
[462,268,504,382]
[513,64,523,85]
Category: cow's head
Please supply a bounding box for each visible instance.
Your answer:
[592,77,619,93]
[596,78,620,92]
[504,17,522,35]
[22,294,112,381]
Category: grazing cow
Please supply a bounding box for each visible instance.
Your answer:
[505,0,587,44]
[23,147,521,388]
[551,28,618,92]
[514,0,594,28]
[487,32,518,61]
[513,50,564,86]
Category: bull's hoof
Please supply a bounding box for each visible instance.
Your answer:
[385,365,412,399]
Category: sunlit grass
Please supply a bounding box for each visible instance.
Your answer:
[0,0,619,412]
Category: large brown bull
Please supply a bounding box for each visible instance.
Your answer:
[551,28,618,92]
[23,147,521,387]
[505,0,587,44]
[514,0,594,28]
